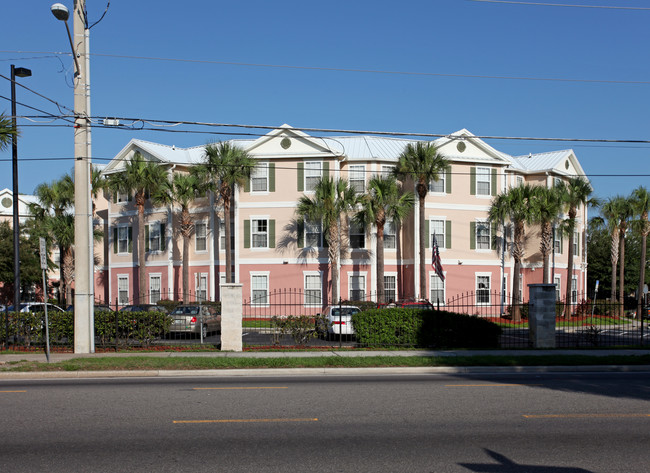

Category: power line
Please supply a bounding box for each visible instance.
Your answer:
[469,0,650,10]
[1,50,649,86]
[0,72,74,114]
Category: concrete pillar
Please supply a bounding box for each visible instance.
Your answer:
[220,283,242,351]
[528,284,556,348]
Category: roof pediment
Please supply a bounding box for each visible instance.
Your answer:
[242,124,344,159]
[435,129,513,165]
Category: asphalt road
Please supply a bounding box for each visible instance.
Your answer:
[1,372,648,472]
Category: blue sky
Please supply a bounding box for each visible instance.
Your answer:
[1,0,649,203]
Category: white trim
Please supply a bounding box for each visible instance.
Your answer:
[475,272,492,306]
[250,271,270,307]
[348,271,367,301]
[303,271,323,307]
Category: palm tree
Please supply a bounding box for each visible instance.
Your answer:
[0,113,16,151]
[107,152,168,303]
[353,175,415,303]
[613,196,634,317]
[194,142,257,284]
[594,196,628,305]
[153,172,202,302]
[296,176,359,304]
[393,142,449,299]
[488,184,535,322]
[631,186,650,319]
[530,185,563,284]
[558,177,595,318]
[30,174,75,305]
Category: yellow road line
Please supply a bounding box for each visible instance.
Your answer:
[192,387,288,390]
[445,384,542,387]
[0,390,26,393]
[524,414,650,419]
[173,418,318,424]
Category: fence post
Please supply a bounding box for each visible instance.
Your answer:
[528,284,556,348]
[220,283,243,351]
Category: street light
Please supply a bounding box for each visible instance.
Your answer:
[51,0,94,353]
[10,64,31,312]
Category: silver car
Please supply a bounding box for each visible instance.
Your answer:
[168,305,220,338]
[318,305,360,340]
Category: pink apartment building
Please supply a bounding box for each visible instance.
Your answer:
[95,125,589,309]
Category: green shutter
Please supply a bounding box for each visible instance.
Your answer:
[145,225,150,252]
[445,167,452,194]
[425,220,430,248]
[470,167,476,195]
[269,220,275,248]
[113,227,118,254]
[127,193,133,202]
[297,163,304,192]
[160,223,166,251]
[297,221,304,248]
[244,220,250,248]
[127,226,133,253]
[445,221,452,249]
[323,161,329,177]
[491,168,497,196]
[491,222,498,250]
[113,192,117,204]
[269,163,275,192]
[470,222,476,250]
[560,234,563,254]
[244,177,250,192]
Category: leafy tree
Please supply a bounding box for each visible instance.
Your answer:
[153,172,202,302]
[558,177,596,318]
[393,142,449,299]
[530,185,563,283]
[0,222,43,304]
[631,186,650,318]
[107,152,168,303]
[354,175,414,303]
[296,176,359,304]
[0,112,16,151]
[194,142,257,283]
[488,184,535,322]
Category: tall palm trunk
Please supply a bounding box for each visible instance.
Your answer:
[619,227,626,317]
[136,192,147,304]
[610,231,619,304]
[540,221,553,284]
[564,209,577,319]
[376,222,386,303]
[417,184,427,300]
[223,190,233,284]
[637,212,648,319]
[327,220,340,304]
[180,207,192,302]
[511,221,525,322]
[62,247,74,305]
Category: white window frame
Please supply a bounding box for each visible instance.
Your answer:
[195,221,208,253]
[430,273,446,306]
[476,273,491,305]
[349,273,366,301]
[384,273,397,303]
[554,229,562,254]
[516,176,524,187]
[251,218,269,249]
[429,174,445,193]
[148,222,163,253]
[219,218,233,252]
[554,275,561,301]
[476,167,491,196]
[251,162,269,193]
[476,220,491,251]
[571,276,578,304]
[573,232,579,256]
[305,219,323,248]
[384,220,396,250]
[117,225,130,255]
[116,191,130,204]
[381,165,393,179]
[349,165,365,193]
[195,272,208,302]
[430,219,446,249]
[304,162,322,192]
[118,274,129,306]
[149,273,162,304]
[304,272,322,307]
[251,272,269,307]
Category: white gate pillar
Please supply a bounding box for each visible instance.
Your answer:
[220,283,242,351]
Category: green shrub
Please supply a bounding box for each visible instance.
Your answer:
[353,308,501,349]
[270,315,318,346]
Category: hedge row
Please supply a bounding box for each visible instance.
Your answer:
[352,308,502,348]
[0,310,171,348]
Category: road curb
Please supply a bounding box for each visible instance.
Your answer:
[1,364,649,380]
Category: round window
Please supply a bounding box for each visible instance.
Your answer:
[565,160,570,170]
[457,141,466,153]
[1,197,12,208]
[280,137,292,149]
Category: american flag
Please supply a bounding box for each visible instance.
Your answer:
[431,234,445,281]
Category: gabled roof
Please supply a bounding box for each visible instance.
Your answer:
[511,149,587,179]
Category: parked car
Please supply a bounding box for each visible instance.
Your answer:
[119,304,168,313]
[7,302,65,313]
[378,300,434,310]
[317,305,360,340]
[168,305,220,338]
